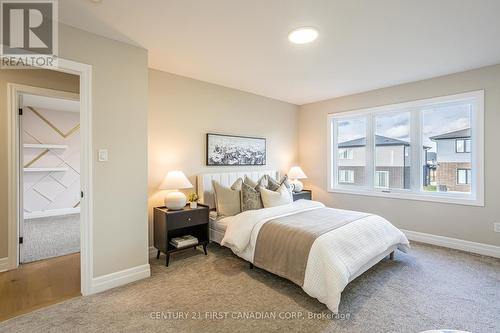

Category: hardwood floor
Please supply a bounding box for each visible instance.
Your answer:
[0,253,81,322]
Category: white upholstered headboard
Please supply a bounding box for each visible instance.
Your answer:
[197,170,280,209]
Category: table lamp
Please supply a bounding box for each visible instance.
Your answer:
[287,166,307,192]
[160,170,193,210]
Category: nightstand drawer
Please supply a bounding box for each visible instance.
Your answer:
[292,190,312,201]
[167,209,208,230]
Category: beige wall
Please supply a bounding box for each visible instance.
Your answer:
[0,69,79,259]
[59,25,149,277]
[148,69,298,244]
[299,64,500,246]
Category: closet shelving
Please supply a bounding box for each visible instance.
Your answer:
[23,143,68,149]
[23,143,69,172]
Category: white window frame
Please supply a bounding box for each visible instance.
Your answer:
[327,90,484,206]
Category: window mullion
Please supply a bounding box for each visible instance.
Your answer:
[365,114,374,190]
[330,118,337,190]
[410,109,422,193]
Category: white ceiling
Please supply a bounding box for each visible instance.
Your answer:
[60,0,500,105]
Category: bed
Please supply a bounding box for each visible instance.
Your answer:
[197,170,410,313]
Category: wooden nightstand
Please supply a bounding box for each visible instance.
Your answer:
[153,204,209,266]
[292,190,312,201]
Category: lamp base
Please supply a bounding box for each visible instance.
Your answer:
[290,179,303,192]
[165,191,187,210]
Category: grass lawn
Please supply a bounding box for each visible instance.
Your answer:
[424,185,437,192]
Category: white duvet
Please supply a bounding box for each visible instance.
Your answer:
[221,200,410,313]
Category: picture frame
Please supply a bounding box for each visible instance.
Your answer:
[206,133,266,166]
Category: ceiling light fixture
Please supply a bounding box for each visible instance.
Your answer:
[288,27,318,44]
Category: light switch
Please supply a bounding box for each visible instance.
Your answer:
[98,149,108,162]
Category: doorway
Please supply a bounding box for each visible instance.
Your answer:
[1,80,83,321]
[2,59,93,321]
[19,93,81,264]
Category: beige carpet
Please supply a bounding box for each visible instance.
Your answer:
[22,213,80,263]
[1,242,498,333]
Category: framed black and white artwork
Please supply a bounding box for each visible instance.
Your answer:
[206,133,266,166]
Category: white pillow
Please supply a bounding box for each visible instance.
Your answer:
[212,178,243,216]
[260,183,293,208]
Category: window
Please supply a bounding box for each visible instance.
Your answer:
[335,117,367,187]
[375,171,389,188]
[339,169,354,183]
[455,139,471,153]
[328,90,484,206]
[375,112,410,190]
[457,169,471,185]
[423,103,472,193]
[338,148,354,159]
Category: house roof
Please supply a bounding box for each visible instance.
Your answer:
[339,135,409,148]
[429,128,470,141]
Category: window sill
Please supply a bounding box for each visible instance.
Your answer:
[328,187,484,207]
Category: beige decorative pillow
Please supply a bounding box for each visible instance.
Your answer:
[231,178,243,191]
[212,178,243,216]
[244,175,268,189]
[260,183,293,208]
[241,182,263,211]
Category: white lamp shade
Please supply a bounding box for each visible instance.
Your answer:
[159,170,193,190]
[288,166,307,179]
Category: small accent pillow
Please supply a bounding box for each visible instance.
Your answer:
[241,182,263,211]
[266,175,292,192]
[212,178,243,216]
[260,183,293,208]
[244,175,268,189]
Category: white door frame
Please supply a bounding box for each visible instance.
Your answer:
[7,58,93,296]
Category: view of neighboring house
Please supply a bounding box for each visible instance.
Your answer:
[430,128,471,192]
[338,129,470,193]
[338,135,411,189]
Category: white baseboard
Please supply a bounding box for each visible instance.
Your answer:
[24,207,81,219]
[90,263,151,294]
[401,229,500,258]
[0,257,8,272]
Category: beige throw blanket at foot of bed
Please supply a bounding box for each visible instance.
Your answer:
[253,208,371,286]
